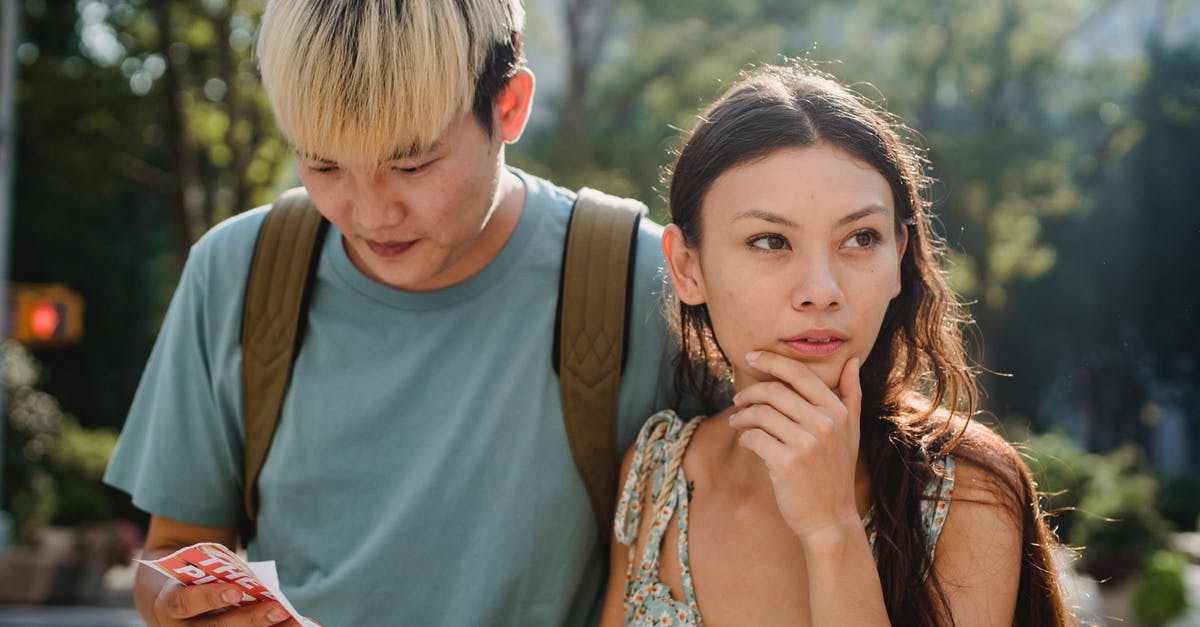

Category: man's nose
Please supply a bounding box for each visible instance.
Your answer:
[352,178,406,230]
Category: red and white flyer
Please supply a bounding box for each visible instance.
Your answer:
[138,542,322,626]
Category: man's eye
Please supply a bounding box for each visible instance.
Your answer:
[749,234,788,250]
[394,162,430,174]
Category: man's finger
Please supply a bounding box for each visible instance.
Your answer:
[161,581,244,619]
[194,601,293,627]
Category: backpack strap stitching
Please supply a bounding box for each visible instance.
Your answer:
[240,187,327,543]
[557,187,647,541]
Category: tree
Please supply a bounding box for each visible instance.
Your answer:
[11,0,290,430]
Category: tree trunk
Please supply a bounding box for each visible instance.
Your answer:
[559,0,617,144]
[154,0,208,258]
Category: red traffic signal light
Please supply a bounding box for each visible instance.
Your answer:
[7,283,84,347]
[30,301,63,340]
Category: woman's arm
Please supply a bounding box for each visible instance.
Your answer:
[928,459,1023,625]
[731,352,891,625]
[597,445,639,627]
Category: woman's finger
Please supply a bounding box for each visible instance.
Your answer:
[744,351,843,410]
[729,403,813,445]
[837,357,863,424]
[733,381,835,432]
[735,427,789,464]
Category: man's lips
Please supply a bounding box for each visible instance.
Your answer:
[783,330,848,357]
[365,239,418,257]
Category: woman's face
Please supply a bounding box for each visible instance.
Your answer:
[665,143,907,391]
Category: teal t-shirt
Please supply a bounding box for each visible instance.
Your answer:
[104,169,676,625]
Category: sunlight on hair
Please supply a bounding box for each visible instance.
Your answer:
[257,0,524,167]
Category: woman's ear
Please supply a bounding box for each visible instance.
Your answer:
[663,224,707,305]
[496,68,535,144]
[891,222,909,299]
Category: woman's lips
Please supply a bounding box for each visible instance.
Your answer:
[366,239,418,258]
[783,337,847,357]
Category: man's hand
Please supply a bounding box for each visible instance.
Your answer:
[150,579,296,626]
[135,515,297,626]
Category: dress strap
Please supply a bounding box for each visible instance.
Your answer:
[613,411,702,586]
[921,455,956,564]
[862,454,957,577]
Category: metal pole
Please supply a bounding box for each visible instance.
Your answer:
[0,0,21,549]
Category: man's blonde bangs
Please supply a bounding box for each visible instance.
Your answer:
[257,0,525,166]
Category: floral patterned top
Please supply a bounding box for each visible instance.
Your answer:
[613,410,957,627]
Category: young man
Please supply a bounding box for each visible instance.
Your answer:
[103,1,675,625]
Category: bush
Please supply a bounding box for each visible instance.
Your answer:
[1022,431,1175,584]
[1132,550,1189,626]
[2,341,119,541]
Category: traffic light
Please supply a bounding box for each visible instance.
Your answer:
[7,283,84,347]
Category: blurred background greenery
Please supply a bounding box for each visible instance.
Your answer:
[1,0,1197,620]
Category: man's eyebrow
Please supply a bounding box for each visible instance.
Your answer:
[836,204,890,227]
[732,208,800,228]
[387,139,444,162]
[294,148,335,163]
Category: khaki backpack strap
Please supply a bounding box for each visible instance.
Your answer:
[557,187,647,541]
[240,186,328,541]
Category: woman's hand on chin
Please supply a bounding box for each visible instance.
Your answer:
[728,352,864,543]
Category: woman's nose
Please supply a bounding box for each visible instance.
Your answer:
[790,256,844,311]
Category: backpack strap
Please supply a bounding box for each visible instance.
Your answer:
[555,187,647,542]
[240,186,327,543]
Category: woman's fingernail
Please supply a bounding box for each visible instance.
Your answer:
[222,589,239,604]
[746,351,760,362]
[268,607,288,622]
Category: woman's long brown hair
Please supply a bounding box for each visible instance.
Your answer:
[667,65,1073,626]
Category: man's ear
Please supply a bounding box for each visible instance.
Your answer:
[663,224,707,306]
[496,68,535,144]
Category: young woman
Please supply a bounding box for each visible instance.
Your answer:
[599,66,1073,626]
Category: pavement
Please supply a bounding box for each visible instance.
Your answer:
[0,606,142,627]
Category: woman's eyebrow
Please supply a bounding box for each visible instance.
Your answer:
[732,208,799,228]
[836,204,889,227]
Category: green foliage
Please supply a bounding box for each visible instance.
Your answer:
[516,0,817,221]
[1072,446,1174,576]
[13,0,292,434]
[2,341,119,540]
[11,0,1199,546]
[1023,431,1176,583]
[1021,430,1092,540]
[1132,550,1189,626]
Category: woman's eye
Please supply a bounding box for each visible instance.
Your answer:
[845,229,880,249]
[749,234,789,250]
[308,164,338,174]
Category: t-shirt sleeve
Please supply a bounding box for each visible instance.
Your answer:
[103,221,257,528]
